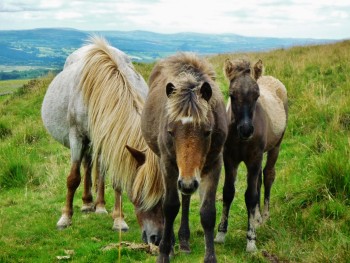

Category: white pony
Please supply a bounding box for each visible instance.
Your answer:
[41,37,164,245]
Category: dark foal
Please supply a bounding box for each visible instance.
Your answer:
[142,53,227,263]
[215,59,288,252]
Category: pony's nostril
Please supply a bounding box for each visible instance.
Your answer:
[177,180,183,190]
[149,234,158,245]
[192,180,199,190]
[154,236,161,246]
[142,231,147,244]
[178,179,199,195]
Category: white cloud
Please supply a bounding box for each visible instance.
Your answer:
[39,0,64,9]
[55,11,82,20]
[0,0,349,39]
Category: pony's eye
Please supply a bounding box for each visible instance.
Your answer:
[204,130,212,137]
[168,130,174,137]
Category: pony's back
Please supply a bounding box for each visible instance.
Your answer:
[258,75,288,142]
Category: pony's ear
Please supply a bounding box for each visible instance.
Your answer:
[125,145,146,166]
[253,59,263,80]
[166,82,175,97]
[224,59,234,80]
[200,82,212,101]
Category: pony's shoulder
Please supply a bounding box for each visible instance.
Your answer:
[258,76,287,104]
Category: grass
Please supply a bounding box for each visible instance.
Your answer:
[1,40,350,262]
[0,79,31,95]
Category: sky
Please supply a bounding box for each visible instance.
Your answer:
[0,0,349,40]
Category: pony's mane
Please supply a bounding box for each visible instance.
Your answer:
[154,53,220,125]
[167,73,211,125]
[131,149,163,210]
[77,36,151,197]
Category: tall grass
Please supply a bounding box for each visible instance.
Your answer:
[0,41,350,262]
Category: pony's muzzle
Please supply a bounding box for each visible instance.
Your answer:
[238,121,254,140]
[142,230,162,246]
[177,178,199,195]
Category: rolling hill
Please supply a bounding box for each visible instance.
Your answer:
[0,28,334,71]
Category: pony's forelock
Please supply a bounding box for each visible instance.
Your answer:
[166,73,210,125]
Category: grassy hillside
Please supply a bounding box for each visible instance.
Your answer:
[0,41,349,262]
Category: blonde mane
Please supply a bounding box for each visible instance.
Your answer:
[132,149,163,210]
[78,37,163,207]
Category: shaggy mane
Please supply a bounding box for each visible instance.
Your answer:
[78,36,163,208]
[152,53,221,125]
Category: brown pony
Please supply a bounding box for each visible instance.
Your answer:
[141,53,228,263]
[215,59,288,252]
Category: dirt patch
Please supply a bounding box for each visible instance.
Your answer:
[102,241,159,255]
[262,250,288,263]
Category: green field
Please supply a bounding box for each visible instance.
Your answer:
[0,41,349,263]
[0,79,31,95]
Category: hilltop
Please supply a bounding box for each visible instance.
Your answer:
[0,28,335,80]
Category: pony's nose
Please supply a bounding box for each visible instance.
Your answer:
[142,231,148,244]
[238,122,254,140]
[177,178,199,195]
[149,234,161,246]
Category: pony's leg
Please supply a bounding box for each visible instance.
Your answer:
[57,131,84,229]
[262,144,281,223]
[199,159,221,263]
[81,153,94,213]
[94,160,107,214]
[157,163,180,263]
[256,168,263,227]
[112,188,129,232]
[178,193,191,253]
[215,156,238,244]
[245,161,263,252]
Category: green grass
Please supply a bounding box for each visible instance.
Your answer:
[1,41,350,262]
[0,79,31,94]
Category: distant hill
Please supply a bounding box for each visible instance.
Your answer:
[0,28,335,79]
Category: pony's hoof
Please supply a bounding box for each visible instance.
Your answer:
[246,240,258,253]
[179,241,191,253]
[81,203,95,213]
[95,206,108,214]
[214,232,226,244]
[56,215,71,230]
[112,218,129,232]
[156,254,170,263]
[204,255,217,263]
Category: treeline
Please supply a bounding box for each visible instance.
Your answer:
[0,69,60,80]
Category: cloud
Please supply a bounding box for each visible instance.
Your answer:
[39,0,64,9]
[0,1,41,12]
[55,11,83,20]
[0,0,349,39]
